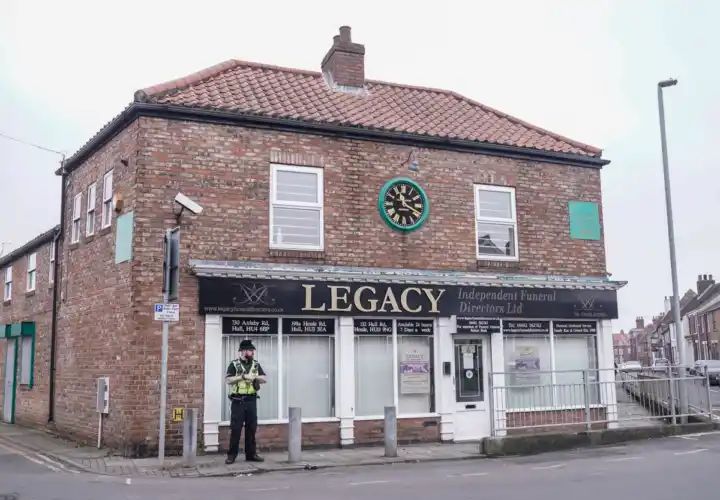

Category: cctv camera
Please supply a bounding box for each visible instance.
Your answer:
[174,193,203,215]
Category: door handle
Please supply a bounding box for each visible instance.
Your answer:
[465,404,476,409]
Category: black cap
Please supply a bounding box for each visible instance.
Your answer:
[238,339,256,351]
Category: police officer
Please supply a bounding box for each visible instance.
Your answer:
[225,339,266,464]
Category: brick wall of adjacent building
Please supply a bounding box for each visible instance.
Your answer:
[0,239,55,427]
[48,114,608,456]
[53,120,144,454]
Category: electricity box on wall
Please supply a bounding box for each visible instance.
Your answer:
[96,377,109,414]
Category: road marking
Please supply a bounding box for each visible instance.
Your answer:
[248,487,290,492]
[0,442,61,472]
[674,431,720,439]
[674,448,708,456]
[349,480,391,486]
[126,478,132,485]
[532,463,566,470]
[460,472,489,477]
[606,456,642,462]
[36,452,80,473]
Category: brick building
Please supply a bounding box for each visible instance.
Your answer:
[612,330,631,365]
[2,27,623,456]
[686,275,720,361]
[1,227,59,425]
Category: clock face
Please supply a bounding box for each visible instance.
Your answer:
[378,178,429,231]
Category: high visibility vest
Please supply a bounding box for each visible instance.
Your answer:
[231,359,259,396]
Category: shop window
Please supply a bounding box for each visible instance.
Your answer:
[398,335,433,414]
[503,335,553,409]
[3,266,12,301]
[553,336,599,406]
[26,252,37,292]
[222,335,279,421]
[355,320,435,417]
[221,320,336,422]
[19,335,35,387]
[355,335,394,417]
[270,165,323,250]
[282,335,334,418]
[474,185,518,260]
[71,192,82,243]
[504,326,600,409]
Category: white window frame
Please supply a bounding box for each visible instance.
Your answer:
[71,192,82,243]
[3,266,11,301]
[354,317,438,419]
[269,164,324,251]
[101,170,113,229]
[502,320,601,412]
[26,252,37,292]
[220,316,339,424]
[474,184,519,261]
[86,182,97,236]
[49,240,55,284]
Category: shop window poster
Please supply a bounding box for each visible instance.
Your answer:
[400,350,431,394]
[510,345,541,385]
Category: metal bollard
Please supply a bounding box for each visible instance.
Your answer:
[182,408,197,467]
[288,407,302,463]
[384,406,397,458]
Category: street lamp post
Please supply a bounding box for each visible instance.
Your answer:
[657,78,688,420]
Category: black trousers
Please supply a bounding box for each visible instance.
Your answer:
[227,397,258,459]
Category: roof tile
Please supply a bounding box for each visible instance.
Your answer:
[137,60,602,158]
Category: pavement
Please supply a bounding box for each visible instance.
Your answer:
[3,426,720,500]
[0,423,480,478]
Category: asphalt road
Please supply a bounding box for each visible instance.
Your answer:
[3,432,720,500]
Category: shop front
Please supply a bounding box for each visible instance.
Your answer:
[193,261,620,451]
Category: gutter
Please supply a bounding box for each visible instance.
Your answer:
[49,157,66,423]
[59,103,610,175]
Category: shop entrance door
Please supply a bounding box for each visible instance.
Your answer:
[453,337,490,441]
[2,339,17,423]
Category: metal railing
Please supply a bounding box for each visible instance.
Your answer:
[489,367,713,436]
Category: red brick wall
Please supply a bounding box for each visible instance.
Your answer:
[133,117,606,275]
[216,422,340,453]
[0,240,55,426]
[48,114,607,456]
[354,417,440,445]
[506,408,607,435]
[54,121,143,454]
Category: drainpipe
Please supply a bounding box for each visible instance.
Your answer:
[49,155,66,423]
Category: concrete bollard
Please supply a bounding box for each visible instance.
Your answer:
[288,407,302,463]
[384,406,397,458]
[182,408,197,467]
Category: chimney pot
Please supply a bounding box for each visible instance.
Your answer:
[321,25,366,90]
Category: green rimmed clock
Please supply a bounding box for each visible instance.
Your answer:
[378,177,430,232]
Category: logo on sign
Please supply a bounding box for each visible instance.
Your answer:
[233,282,275,307]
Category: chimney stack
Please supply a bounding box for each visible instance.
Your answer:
[636,317,645,329]
[697,274,715,295]
[321,26,366,90]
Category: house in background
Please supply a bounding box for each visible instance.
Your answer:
[0,227,59,425]
[686,275,720,361]
[612,329,631,364]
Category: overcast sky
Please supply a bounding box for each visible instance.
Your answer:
[1,0,718,331]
